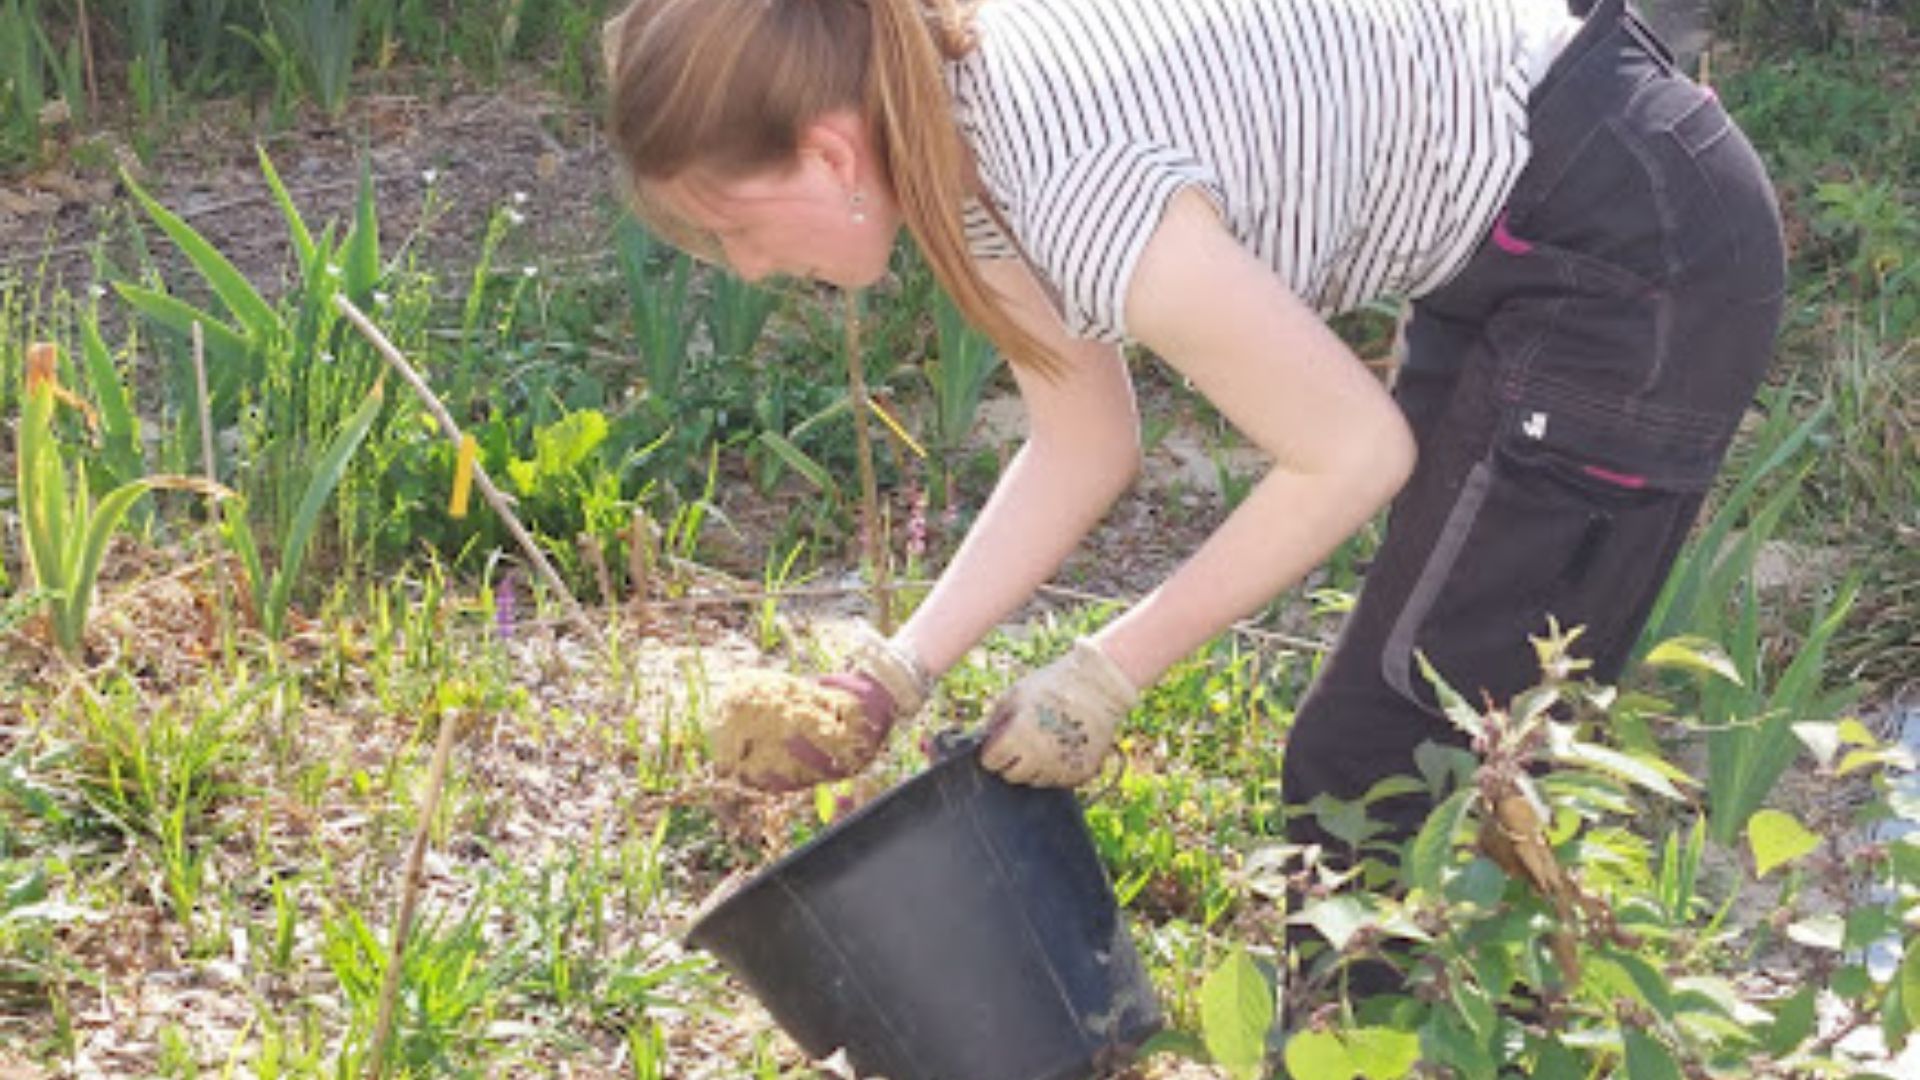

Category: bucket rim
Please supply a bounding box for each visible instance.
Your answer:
[684,731,994,945]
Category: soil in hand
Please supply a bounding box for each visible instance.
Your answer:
[708,671,872,790]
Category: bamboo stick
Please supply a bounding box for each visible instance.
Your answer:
[332,294,597,641]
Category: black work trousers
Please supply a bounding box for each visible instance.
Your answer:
[1282,0,1785,875]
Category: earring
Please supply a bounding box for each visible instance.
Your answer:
[849,188,868,225]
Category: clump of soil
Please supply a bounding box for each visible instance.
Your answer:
[708,671,871,790]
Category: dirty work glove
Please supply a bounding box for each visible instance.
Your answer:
[771,627,930,788]
[818,623,933,734]
[980,638,1139,787]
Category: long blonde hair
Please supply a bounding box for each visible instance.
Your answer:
[602,0,1059,374]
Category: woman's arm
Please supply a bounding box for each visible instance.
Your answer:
[893,258,1143,676]
[1093,187,1417,686]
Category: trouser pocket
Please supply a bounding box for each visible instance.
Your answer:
[1380,437,1705,711]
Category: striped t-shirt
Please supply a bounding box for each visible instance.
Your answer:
[948,0,1582,342]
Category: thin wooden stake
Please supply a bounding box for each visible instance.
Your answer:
[368,707,464,1077]
[843,292,892,633]
[332,294,597,642]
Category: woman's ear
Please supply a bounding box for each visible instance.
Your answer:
[798,107,874,190]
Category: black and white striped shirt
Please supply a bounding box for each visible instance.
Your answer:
[949,0,1580,342]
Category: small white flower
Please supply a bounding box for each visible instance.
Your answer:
[421,168,440,185]
[521,265,538,278]
[511,190,529,206]
[373,291,391,307]
[88,283,107,299]
[506,209,526,226]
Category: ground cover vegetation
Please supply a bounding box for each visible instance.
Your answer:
[1,0,1915,1075]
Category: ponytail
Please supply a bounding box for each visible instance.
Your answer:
[865,0,1063,375]
[604,0,1065,375]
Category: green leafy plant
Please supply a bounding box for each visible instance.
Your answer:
[13,347,201,655]
[1179,621,1915,1078]
[705,272,780,365]
[1633,395,1862,841]
[616,218,699,412]
[924,288,1003,506]
[258,0,363,116]
[0,0,84,169]
[220,378,386,640]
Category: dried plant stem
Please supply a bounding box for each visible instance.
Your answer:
[76,0,99,116]
[332,295,596,641]
[628,509,655,627]
[191,321,216,483]
[368,708,464,1077]
[843,293,892,632]
[579,533,616,611]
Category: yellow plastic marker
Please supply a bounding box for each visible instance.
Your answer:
[867,397,926,460]
[449,433,477,519]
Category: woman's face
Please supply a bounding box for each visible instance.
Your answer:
[648,115,899,288]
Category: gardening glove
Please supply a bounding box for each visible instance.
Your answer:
[818,623,934,735]
[980,638,1139,788]
[729,626,932,792]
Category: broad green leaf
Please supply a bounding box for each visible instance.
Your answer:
[111,283,252,360]
[1451,978,1499,1039]
[1294,895,1376,953]
[1416,651,1485,741]
[1445,856,1508,909]
[1885,970,1913,1054]
[1622,1029,1682,1080]
[1832,963,1871,1000]
[1765,984,1817,1057]
[1748,809,1821,877]
[1835,903,1896,945]
[1605,950,1676,1019]
[1785,914,1845,952]
[1407,787,1473,895]
[1283,1030,1353,1080]
[1200,947,1274,1077]
[1901,938,1920,1034]
[755,431,838,495]
[1643,635,1742,684]
[1549,724,1691,801]
[1360,775,1427,806]
[1532,1038,1585,1079]
[122,171,279,338]
[1347,1026,1419,1079]
[1426,1012,1496,1076]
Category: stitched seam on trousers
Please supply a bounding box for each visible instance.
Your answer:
[1381,459,1496,708]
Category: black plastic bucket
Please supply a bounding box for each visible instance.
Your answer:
[686,737,1162,1079]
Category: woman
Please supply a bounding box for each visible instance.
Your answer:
[603,0,1782,943]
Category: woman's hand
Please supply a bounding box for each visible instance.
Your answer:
[979,638,1138,787]
[729,626,932,792]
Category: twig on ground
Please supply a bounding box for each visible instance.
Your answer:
[369,706,465,1077]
